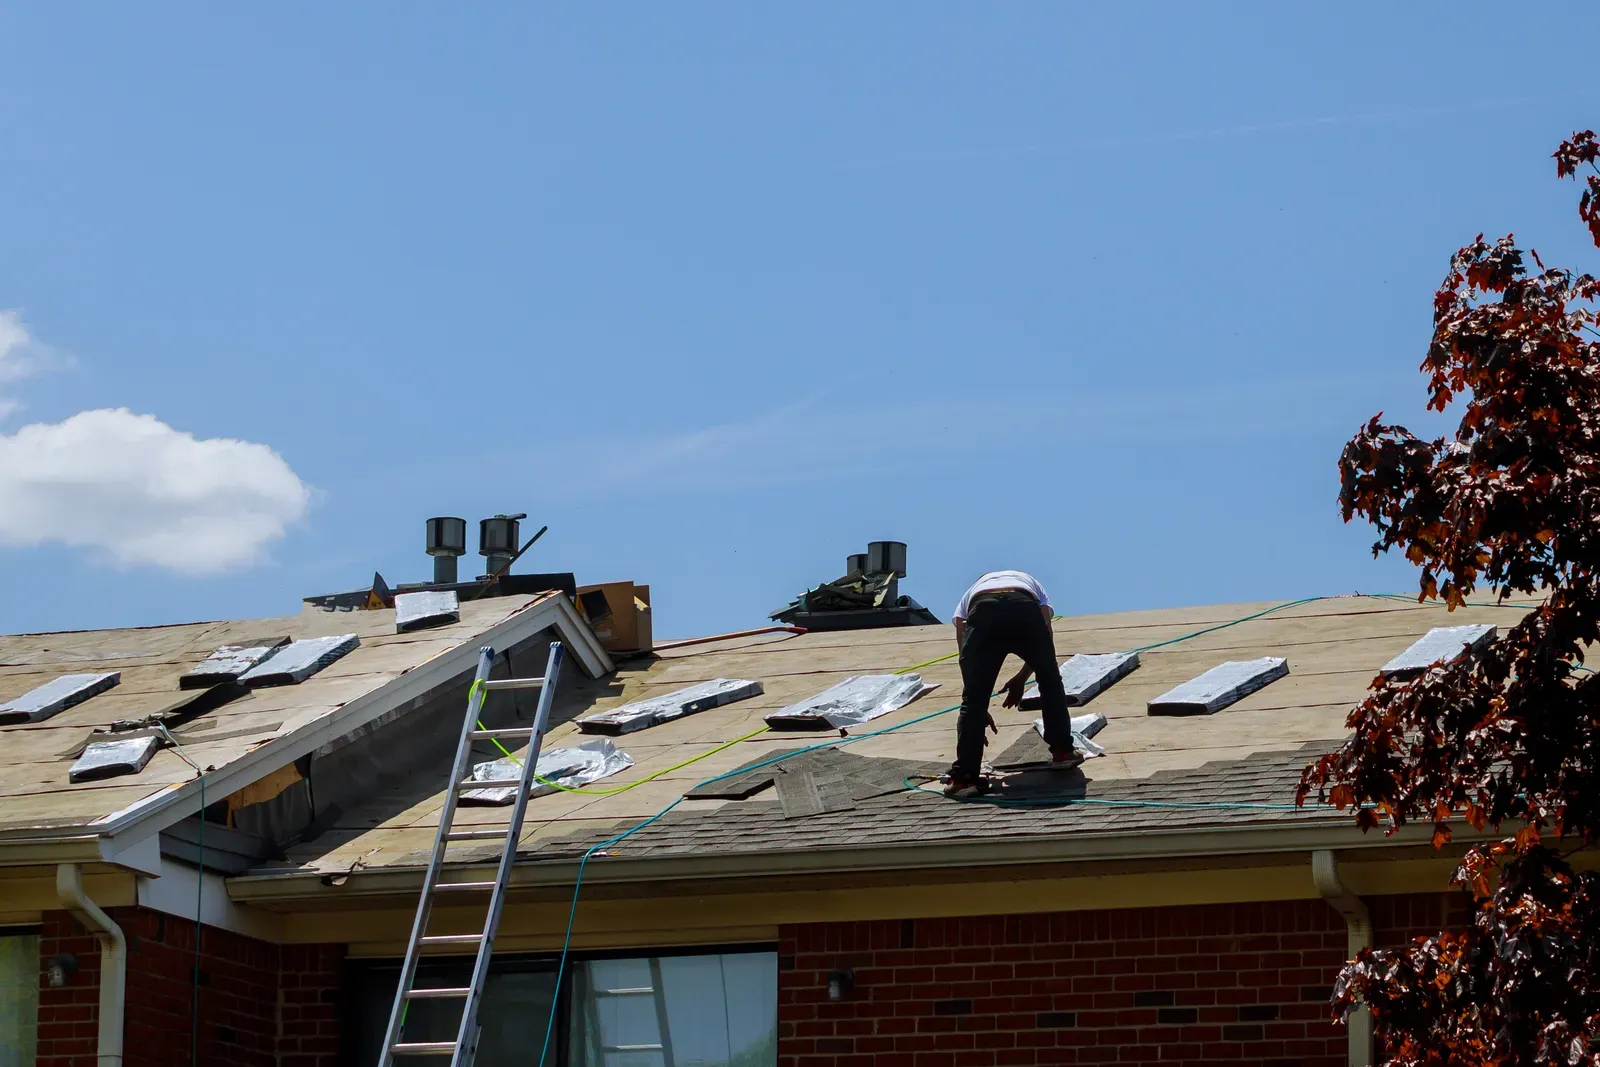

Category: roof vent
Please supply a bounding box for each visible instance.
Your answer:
[304,512,575,610]
[479,513,525,579]
[865,541,907,578]
[771,542,939,631]
[425,517,467,584]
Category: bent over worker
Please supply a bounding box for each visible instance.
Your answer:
[946,570,1080,797]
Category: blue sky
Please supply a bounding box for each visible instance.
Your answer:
[0,5,1594,638]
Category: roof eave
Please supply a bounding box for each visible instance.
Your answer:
[226,814,1462,907]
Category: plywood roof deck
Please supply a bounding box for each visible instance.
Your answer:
[0,593,563,836]
[271,593,1540,878]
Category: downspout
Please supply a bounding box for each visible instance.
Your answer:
[56,863,126,1067]
[1312,850,1373,1067]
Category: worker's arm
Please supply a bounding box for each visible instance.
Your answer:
[954,617,966,649]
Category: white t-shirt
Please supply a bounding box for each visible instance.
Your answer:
[952,570,1051,621]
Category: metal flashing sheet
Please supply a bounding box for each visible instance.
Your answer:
[1021,652,1141,710]
[763,674,939,730]
[70,736,160,783]
[1147,657,1289,716]
[180,640,289,689]
[0,672,121,725]
[395,591,461,634]
[1052,711,1110,758]
[1381,624,1496,677]
[239,634,359,688]
[460,738,633,805]
[577,678,764,735]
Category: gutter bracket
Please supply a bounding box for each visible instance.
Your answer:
[1312,849,1373,1067]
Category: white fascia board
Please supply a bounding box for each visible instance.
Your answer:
[138,856,285,941]
[99,831,163,876]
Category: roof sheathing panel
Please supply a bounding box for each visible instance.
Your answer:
[263,596,1541,880]
[0,593,589,841]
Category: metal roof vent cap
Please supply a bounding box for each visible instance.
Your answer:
[865,541,907,578]
[425,517,467,584]
[846,553,868,579]
[479,513,526,578]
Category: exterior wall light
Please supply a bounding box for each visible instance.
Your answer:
[826,968,854,1002]
[45,952,79,988]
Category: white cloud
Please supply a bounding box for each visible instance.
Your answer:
[0,310,36,406]
[0,408,311,574]
[0,309,77,422]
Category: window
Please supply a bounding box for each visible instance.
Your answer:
[352,958,558,1067]
[570,952,777,1067]
[0,931,39,1067]
[351,948,777,1067]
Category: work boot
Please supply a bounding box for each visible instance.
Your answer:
[942,774,990,799]
[1050,746,1085,771]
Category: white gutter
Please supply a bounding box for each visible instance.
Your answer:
[56,863,125,1067]
[1312,850,1373,1067]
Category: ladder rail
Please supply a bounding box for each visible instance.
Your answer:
[452,641,566,1064]
[648,956,677,1067]
[378,647,496,1067]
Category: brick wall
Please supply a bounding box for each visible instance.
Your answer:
[38,911,104,1065]
[777,893,1468,1067]
[35,907,345,1067]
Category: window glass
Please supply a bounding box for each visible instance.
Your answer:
[569,951,777,1067]
[353,958,558,1066]
[0,932,39,1067]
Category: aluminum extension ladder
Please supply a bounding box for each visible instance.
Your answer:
[378,641,565,1066]
[583,959,677,1065]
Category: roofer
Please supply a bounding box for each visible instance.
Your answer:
[946,569,1081,797]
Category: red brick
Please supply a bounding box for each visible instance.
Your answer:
[777,894,1452,1066]
[36,907,345,1067]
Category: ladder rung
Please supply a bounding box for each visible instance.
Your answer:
[456,779,522,791]
[483,677,545,691]
[392,1042,458,1055]
[420,934,485,946]
[406,987,471,999]
[598,987,655,996]
[445,829,508,841]
[605,1044,664,1052]
[469,727,536,740]
[432,881,496,893]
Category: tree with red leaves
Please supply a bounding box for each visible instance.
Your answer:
[1299,129,1600,1066]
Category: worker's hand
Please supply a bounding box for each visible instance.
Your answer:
[985,710,998,735]
[1000,672,1029,708]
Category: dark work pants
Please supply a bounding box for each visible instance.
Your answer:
[952,593,1074,780]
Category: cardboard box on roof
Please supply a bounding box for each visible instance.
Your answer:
[577,581,653,653]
